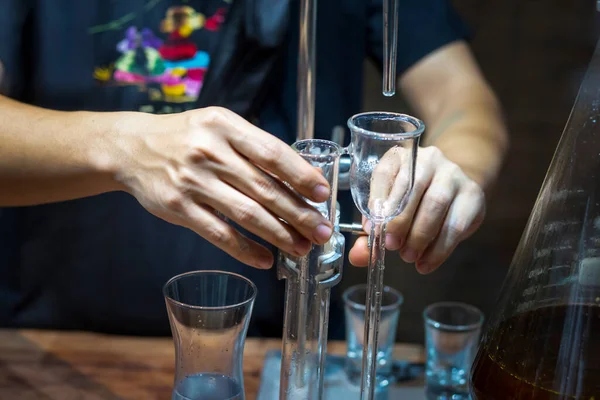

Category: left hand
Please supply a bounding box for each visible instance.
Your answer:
[348,146,486,274]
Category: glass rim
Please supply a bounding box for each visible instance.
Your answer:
[423,301,484,332]
[163,270,258,311]
[347,111,425,140]
[342,283,403,311]
[291,139,344,160]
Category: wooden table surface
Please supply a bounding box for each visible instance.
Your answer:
[0,329,424,400]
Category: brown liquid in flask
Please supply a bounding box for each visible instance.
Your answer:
[470,304,600,399]
[467,36,600,400]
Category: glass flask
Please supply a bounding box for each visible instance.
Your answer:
[470,42,600,399]
[164,270,256,400]
[278,139,345,400]
[347,112,423,400]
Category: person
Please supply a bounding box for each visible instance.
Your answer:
[0,0,507,338]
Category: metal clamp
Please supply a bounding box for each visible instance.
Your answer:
[339,222,366,236]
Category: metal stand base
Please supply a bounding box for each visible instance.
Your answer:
[256,350,427,400]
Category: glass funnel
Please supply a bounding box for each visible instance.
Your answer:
[348,112,423,400]
[470,40,600,399]
[278,139,345,400]
[164,270,256,400]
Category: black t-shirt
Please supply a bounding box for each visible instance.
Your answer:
[0,0,470,337]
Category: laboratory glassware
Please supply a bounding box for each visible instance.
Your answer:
[296,0,316,141]
[278,139,345,400]
[164,270,256,400]
[382,0,399,96]
[348,112,424,400]
[470,39,600,399]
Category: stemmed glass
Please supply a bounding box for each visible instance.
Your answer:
[347,112,424,400]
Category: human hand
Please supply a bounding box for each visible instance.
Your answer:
[113,107,333,269]
[348,146,485,274]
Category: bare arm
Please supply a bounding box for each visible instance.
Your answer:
[0,94,129,205]
[399,40,509,190]
[350,41,509,273]
[0,94,334,268]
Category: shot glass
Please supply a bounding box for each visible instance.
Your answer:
[423,302,484,400]
[164,270,257,400]
[343,284,403,388]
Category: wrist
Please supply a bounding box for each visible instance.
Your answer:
[73,110,149,194]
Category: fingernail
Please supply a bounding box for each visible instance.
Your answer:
[401,248,417,263]
[257,257,273,269]
[294,239,312,256]
[313,223,333,243]
[385,234,402,250]
[313,184,330,202]
[364,221,372,232]
[417,262,431,274]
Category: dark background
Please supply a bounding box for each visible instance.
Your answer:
[339,0,600,343]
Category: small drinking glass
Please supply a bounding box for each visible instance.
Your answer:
[164,270,257,400]
[423,302,484,400]
[343,284,403,388]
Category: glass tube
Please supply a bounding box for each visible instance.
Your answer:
[383,0,399,96]
[347,112,424,400]
[278,139,345,400]
[296,0,317,140]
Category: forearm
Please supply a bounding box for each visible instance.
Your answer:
[399,42,509,192]
[421,86,508,190]
[0,95,133,206]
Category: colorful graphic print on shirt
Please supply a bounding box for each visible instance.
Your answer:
[93,2,231,112]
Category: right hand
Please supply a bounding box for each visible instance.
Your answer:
[112,107,333,269]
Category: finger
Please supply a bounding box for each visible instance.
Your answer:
[214,154,334,244]
[385,160,434,250]
[400,171,458,263]
[212,108,332,202]
[349,236,370,267]
[198,180,314,256]
[369,149,400,216]
[383,146,414,216]
[415,186,485,274]
[182,202,275,269]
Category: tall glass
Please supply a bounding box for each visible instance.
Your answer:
[348,112,423,400]
[164,270,257,400]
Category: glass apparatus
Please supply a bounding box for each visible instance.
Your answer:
[343,284,403,388]
[382,0,399,96]
[278,140,346,399]
[470,40,600,399]
[164,270,256,400]
[348,112,424,400]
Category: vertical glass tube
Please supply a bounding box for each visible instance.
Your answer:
[296,0,317,140]
[383,0,399,96]
[278,139,345,400]
[361,221,387,399]
[347,112,424,400]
